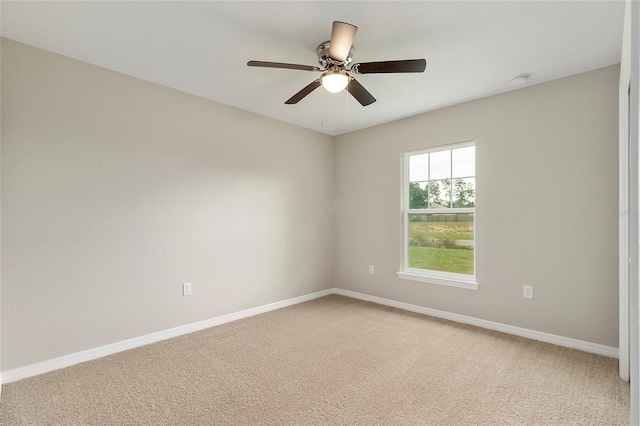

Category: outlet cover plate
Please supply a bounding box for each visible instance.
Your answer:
[183,282,192,296]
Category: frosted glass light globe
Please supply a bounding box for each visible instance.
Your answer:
[322,72,349,93]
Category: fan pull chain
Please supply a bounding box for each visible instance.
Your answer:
[345,80,350,133]
[321,85,324,128]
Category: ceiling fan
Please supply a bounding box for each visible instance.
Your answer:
[247,21,426,107]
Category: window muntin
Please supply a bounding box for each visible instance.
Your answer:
[402,142,476,286]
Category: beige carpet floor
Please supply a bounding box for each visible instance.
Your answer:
[0,295,630,425]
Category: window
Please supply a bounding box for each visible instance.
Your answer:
[397,142,477,289]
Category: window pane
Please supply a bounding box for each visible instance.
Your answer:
[408,213,474,275]
[409,153,429,182]
[429,150,451,180]
[428,179,451,208]
[452,146,475,178]
[408,182,428,208]
[452,178,475,208]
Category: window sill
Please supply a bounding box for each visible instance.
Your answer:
[396,271,479,290]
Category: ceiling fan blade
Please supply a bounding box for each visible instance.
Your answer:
[247,61,321,72]
[347,77,376,106]
[351,59,427,74]
[329,21,357,63]
[285,79,322,104]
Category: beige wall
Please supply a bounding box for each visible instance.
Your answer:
[334,65,620,347]
[1,39,334,370]
[1,37,621,372]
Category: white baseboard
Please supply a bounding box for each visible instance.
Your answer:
[333,288,619,359]
[1,288,333,384]
[1,286,619,385]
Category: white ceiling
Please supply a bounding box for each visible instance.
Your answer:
[1,1,625,136]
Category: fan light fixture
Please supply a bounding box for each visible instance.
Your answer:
[321,71,349,93]
[247,21,427,106]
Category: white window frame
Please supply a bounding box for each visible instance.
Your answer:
[397,141,478,290]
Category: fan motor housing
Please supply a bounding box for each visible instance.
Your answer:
[316,41,354,68]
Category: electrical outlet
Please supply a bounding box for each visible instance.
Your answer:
[183,282,192,296]
[523,285,533,299]
[368,265,374,274]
